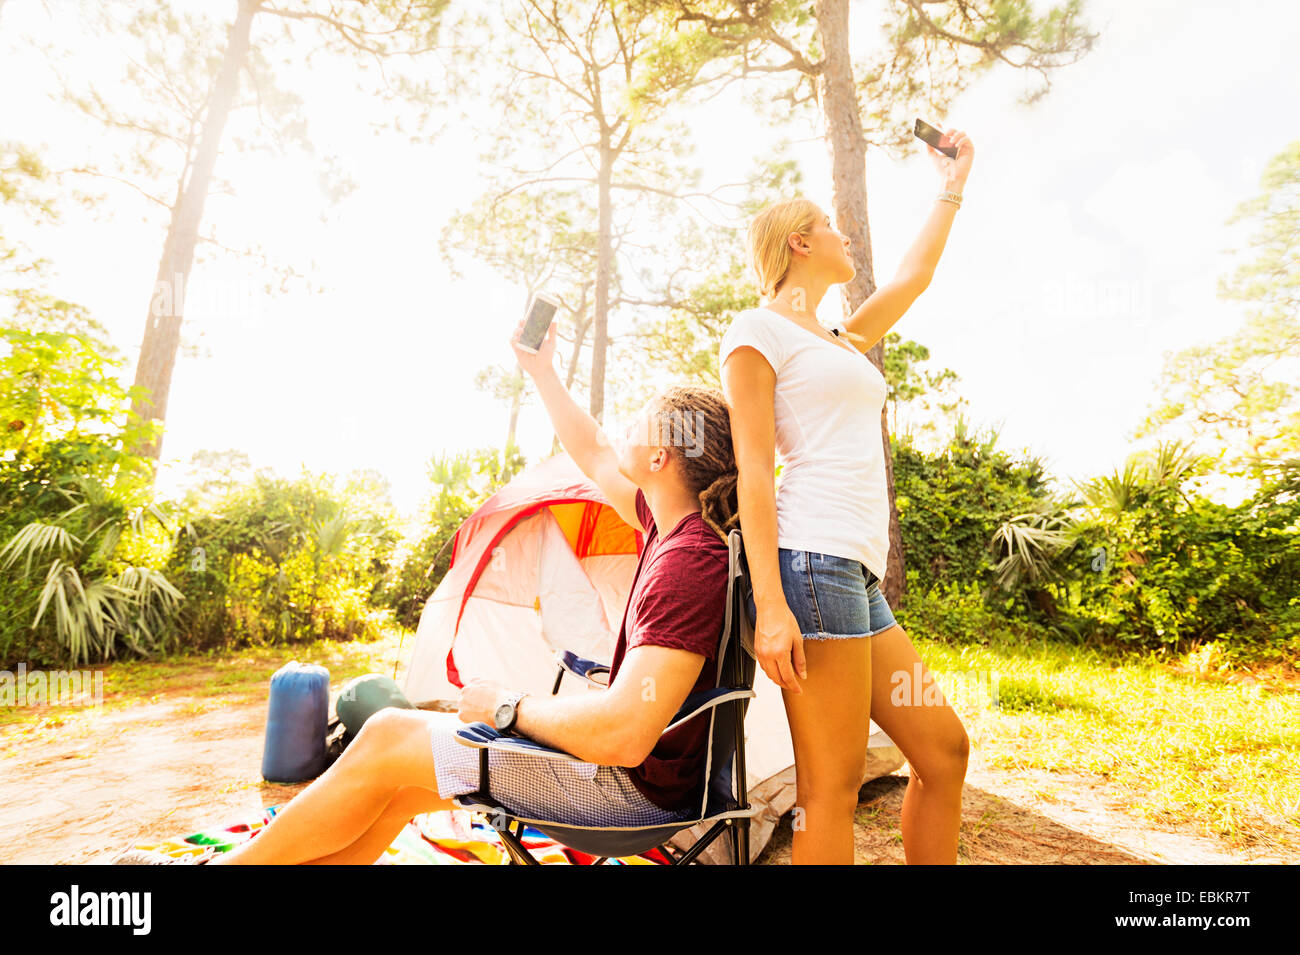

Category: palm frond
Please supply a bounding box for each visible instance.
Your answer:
[129,501,175,536]
[54,499,90,523]
[92,522,123,565]
[1145,438,1206,488]
[1072,459,1145,515]
[990,511,1075,590]
[0,522,82,577]
[313,506,354,559]
[113,566,184,657]
[80,577,131,649]
[32,558,91,664]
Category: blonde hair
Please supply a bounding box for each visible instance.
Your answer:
[746,197,871,352]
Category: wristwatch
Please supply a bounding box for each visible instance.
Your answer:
[493,691,528,733]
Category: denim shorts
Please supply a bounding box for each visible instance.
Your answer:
[744,548,897,640]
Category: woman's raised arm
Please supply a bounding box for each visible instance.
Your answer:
[842,126,974,351]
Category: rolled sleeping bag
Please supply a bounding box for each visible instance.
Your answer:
[335,673,415,738]
[261,661,330,783]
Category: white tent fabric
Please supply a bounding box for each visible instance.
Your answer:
[405,508,636,700]
[402,453,904,863]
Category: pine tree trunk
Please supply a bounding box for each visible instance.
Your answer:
[815,0,906,608]
[505,385,521,463]
[591,136,613,424]
[127,0,258,472]
[551,308,593,458]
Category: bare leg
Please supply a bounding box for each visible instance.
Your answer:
[301,786,448,865]
[781,635,874,865]
[868,624,970,864]
[212,709,455,865]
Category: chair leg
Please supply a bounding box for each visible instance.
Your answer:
[733,817,750,866]
[488,816,540,865]
[672,819,730,865]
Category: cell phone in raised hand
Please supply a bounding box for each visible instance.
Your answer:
[517,292,560,354]
[914,118,958,160]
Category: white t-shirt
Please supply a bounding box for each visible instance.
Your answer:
[718,305,890,582]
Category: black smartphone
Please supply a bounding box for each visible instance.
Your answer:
[914,118,958,160]
[517,292,560,353]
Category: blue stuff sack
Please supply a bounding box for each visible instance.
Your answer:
[261,661,330,783]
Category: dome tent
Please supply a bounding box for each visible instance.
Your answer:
[402,450,904,863]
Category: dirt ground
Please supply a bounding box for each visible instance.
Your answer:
[1,689,1292,865]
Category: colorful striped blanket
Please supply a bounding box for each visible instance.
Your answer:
[124,805,671,865]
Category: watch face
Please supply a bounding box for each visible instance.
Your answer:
[494,702,513,730]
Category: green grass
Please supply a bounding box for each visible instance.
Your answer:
[906,624,1300,851]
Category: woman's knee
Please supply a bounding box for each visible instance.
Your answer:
[913,724,970,786]
[794,751,872,813]
[948,724,971,776]
[955,724,970,763]
[797,782,862,817]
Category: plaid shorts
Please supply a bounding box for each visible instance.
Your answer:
[429,716,694,828]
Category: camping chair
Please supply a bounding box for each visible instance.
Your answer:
[451,526,759,865]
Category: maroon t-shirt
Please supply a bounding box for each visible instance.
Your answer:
[606,488,729,812]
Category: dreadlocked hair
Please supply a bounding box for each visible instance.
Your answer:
[649,384,740,544]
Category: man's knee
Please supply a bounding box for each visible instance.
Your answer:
[354,707,426,754]
[346,708,440,789]
[391,784,449,818]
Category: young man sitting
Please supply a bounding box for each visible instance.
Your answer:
[210,319,740,864]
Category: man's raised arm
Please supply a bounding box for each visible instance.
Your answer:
[510,318,640,530]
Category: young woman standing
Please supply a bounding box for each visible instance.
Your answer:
[719,126,975,865]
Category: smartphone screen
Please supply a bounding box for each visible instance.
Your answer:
[518,293,559,353]
[914,118,958,160]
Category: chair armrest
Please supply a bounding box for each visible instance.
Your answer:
[452,721,583,762]
[662,688,755,735]
[554,649,610,689]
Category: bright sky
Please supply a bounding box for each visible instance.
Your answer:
[3,0,1295,518]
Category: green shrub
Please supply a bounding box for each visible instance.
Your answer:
[1069,454,1300,655]
[162,469,400,651]
[375,445,525,630]
[0,323,185,667]
[894,422,1054,594]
